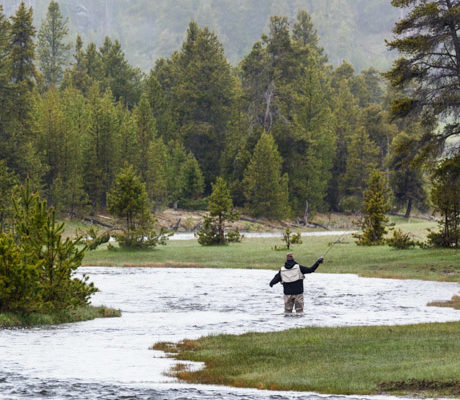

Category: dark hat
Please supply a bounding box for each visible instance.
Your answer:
[286,252,294,260]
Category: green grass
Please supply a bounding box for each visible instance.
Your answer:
[0,305,121,328]
[83,219,459,282]
[154,321,460,396]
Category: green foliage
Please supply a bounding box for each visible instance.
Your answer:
[196,177,240,245]
[427,155,460,248]
[37,1,71,88]
[354,170,392,246]
[385,0,460,161]
[281,227,303,250]
[107,164,170,248]
[0,179,97,313]
[389,131,427,217]
[386,228,417,249]
[243,132,289,219]
[0,161,16,232]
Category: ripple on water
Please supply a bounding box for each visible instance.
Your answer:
[0,267,459,400]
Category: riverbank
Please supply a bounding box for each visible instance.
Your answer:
[154,321,460,397]
[83,217,459,283]
[0,305,121,328]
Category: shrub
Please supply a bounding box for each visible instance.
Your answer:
[386,229,416,249]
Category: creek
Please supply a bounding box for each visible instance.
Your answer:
[1,267,459,400]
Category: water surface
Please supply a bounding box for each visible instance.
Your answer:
[1,267,458,399]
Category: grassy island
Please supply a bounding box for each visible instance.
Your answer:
[154,321,460,397]
[0,305,121,328]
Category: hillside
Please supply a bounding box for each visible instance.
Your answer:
[2,0,400,71]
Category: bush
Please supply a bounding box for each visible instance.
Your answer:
[386,229,416,249]
[226,229,244,243]
[0,180,98,313]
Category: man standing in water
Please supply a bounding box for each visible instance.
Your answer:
[269,253,323,315]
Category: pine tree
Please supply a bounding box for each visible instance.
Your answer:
[180,152,205,201]
[354,170,392,246]
[0,161,16,232]
[62,35,90,94]
[107,164,168,248]
[243,132,289,219]
[161,21,234,187]
[196,177,239,245]
[385,0,460,159]
[37,1,71,89]
[291,52,335,213]
[83,84,120,210]
[340,127,379,211]
[427,155,460,248]
[100,37,142,107]
[389,131,427,218]
[7,2,42,183]
[134,93,157,185]
[9,2,36,89]
[0,6,11,164]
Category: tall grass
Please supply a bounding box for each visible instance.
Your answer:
[0,305,121,328]
[155,321,460,396]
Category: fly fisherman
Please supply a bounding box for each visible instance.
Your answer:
[269,252,323,315]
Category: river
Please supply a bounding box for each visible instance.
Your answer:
[1,267,459,399]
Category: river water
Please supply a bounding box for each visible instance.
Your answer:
[1,267,459,400]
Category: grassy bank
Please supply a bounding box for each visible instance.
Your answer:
[0,305,121,328]
[154,321,460,397]
[83,218,459,282]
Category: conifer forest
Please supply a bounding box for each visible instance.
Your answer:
[1,0,458,238]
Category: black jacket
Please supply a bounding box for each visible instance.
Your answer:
[269,259,320,295]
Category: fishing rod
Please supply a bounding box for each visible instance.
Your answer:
[321,231,350,259]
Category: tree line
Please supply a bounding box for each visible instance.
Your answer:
[0,1,458,246]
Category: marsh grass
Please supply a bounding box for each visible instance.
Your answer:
[0,305,121,328]
[83,219,459,282]
[154,322,460,396]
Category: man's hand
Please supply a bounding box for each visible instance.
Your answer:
[318,257,324,264]
[269,282,274,287]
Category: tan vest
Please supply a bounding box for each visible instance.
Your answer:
[280,264,304,283]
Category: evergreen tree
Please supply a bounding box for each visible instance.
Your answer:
[62,35,90,94]
[146,137,169,207]
[107,164,169,248]
[160,21,235,187]
[427,155,460,248]
[243,132,289,219]
[83,84,120,210]
[0,161,16,232]
[0,6,11,165]
[389,131,427,218]
[291,52,335,212]
[385,0,460,159]
[84,42,104,83]
[340,127,379,211]
[9,2,36,89]
[7,2,42,183]
[100,37,142,108]
[134,93,157,186]
[7,179,97,312]
[37,1,71,89]
[196,177,239,245]
[180,152,205,200]
[354,170,392,246]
